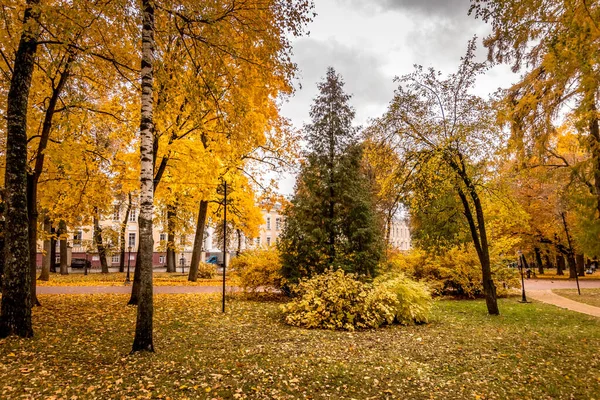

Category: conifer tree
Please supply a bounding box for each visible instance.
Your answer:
[279,68,383,283]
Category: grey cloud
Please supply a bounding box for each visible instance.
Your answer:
[340,0,472,18]
[282,37,395,126]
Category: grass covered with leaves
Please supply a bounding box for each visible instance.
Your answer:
[0,295,599,399]
[554,288,600,308]
[36,272,227,287]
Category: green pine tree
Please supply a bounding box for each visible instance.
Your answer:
[279,68,383,284]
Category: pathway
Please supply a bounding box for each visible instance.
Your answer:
[527,289,600,318]
[37,285,236,295]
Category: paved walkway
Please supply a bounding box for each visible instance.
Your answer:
[524,279,600,290]
[527,289,600,318]
[37,286,236,295]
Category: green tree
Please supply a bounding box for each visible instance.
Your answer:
[279,68,383,283]
[371,41,501,315]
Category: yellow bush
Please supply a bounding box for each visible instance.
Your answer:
[197,262,216,279]
[230,248,283,293]
[384,245,520,298]
[281,269,431,331]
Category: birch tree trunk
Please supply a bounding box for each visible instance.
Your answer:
[119,193,132,273]
[132,0,155,353]
[188,200,208,281]
[0,0,40,338]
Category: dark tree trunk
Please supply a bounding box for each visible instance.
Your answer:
[166,204,177,273]
[26,175,40,306]
[50,225,57,273]
[567,254,577,279]
[576,254,585,277]
[535,247,544,274]
[119,193,132,273]
[0,220,5,290]
[237,229,242,255]
[188,200,208,282]
[588,110,600,218]
[93,213,109,274]
[557,254,565,275]
[128,255,141,305]
[58,220,68,275]
[0,0,40,338]
[39,215,51,281]
[544,252,553,270]
[452,152,499,316]
[132,0,155,353]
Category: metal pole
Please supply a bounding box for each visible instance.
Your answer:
[181,253,184,274]
[519,253,528,303]
[222,180,227,313]
[574,258,581,295]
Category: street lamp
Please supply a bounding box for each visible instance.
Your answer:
[517,250,528,303]
[125,245,132,284]
[180,253,185,274]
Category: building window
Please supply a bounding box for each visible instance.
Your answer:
[159,255,165,264]
[129,208,137,222]
[255,237,261,246]
[276,217,281,231]
[55,255,60,264]
[160,233,166,242]
[92,256,99,261]
[266,236,271,246]
[113,205,120,221]
[180,235,186,245]
[266,217,271,230]
[73,230,82,245]
[128,233,136,248]
[112,255,119,263]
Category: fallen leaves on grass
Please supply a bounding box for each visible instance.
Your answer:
[0,295,598,399]
[36,272,229,287]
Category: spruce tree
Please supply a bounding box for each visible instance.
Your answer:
[279,68,383,283]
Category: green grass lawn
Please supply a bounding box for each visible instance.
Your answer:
[553,288,600,308]
[36,272,228,286]
[0,295,598,399]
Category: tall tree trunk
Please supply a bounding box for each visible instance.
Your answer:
[166,204,177,273]
[188,200,208,282]
[560,212,577,279]
[535,247,544,274]
[119,193,132,273]
[58,220,68,275]
[0,0,40,338]
[455,178,498,315]
[237,228,242,255]
[576,254,585,277]
[26,176,40,306]
[93,212,109,274]
[557,254,565,275]
[132,0,155,353]
[50,225,57,273]
[0,220,5,290]
[39,215,51,281]
[588,107,600,218]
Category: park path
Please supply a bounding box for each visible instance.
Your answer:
[527,289,600,318]
[37,285,236,295]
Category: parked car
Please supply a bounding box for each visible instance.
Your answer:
[71,258,91,269]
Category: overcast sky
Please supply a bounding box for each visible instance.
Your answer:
[276,0,519,193]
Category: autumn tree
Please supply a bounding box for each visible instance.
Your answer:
[471,0,600,218]
[373,41,501,315]
[0,0,40,338]
[279,68,384,283]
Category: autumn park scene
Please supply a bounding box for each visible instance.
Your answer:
[1,0,600,398]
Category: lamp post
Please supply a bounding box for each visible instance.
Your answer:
[84,249,88,276]
[518,250,528,303]
[180,253,185,274]
[125,245,132,284]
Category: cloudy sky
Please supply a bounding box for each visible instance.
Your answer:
[276,0,519,193]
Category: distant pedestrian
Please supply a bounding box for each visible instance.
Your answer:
[526,268,531,279]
